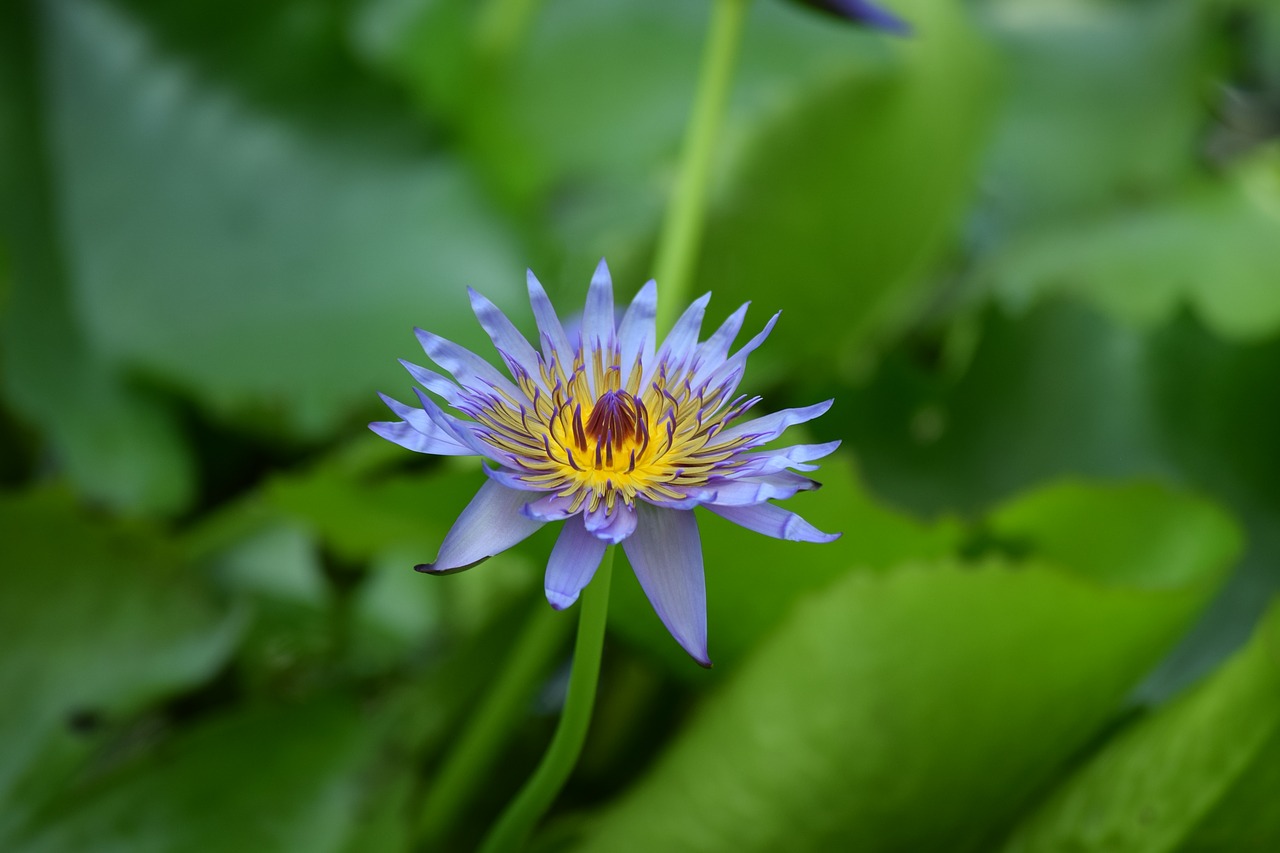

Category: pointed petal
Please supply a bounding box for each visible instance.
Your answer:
[697,471,821,506]
[369,419,471,455]
[585,500,638,543]
[706,502,840,543]
[618,280,657,378]
[399,360,465,407]
[482,463,559,493]
[693,302,749,382]
[622,503,709,666]
[736,441,842,477]
[582,258,616,351]
[414,328,524,402]
[375,392,471,454]
[715,399,834,445]
[645,292,711,386]
[545,516,608,609]
[412,389,498,460]
[527,269,575,374]
[416,481,544,574]
[468,288,545,386]
[700,311,780,398]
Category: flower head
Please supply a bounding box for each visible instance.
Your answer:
[371,261,840,665]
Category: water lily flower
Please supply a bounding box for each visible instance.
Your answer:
[793,0,911,35]
[371,261,840,665]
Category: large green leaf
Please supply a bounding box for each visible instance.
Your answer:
[971,0,1220,236]
[7,700,380,853]
[0,0,193,513]
[39,0,525,437]
[571,481,1238,853]
[695,0,997,362]
[1003,600,1280,852]
[982,151,1280,341]
[607,452,963,671]
[0,491,241,816]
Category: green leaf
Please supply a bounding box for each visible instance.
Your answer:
[607,452,964,671]
[696,0,998,362]
[0,0,194,513]
[982,151,1280,341]
[0,491,241,811]
[972,1,1220,235]
[1003,600,1280,853]
[8,700,380,853]
[572,481,1237,853]
[40,0,525,437]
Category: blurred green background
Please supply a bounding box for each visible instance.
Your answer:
[2,0,1279,850]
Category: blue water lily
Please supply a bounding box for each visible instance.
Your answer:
[372,261,840,665]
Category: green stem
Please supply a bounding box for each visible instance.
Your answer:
[652,0,751,334]
[474,0,545,67]
[479,548,616,853]
[417,601,572,846]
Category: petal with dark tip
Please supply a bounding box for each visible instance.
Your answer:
[416,480,544,574]
[706,502,841,543]
[585,500,638,543]
[545,515,608,609]
[800,0,911,35]
[693,471,820,506]
[622,504,710,666]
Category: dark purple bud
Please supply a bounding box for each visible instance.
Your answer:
[793,0,912,35]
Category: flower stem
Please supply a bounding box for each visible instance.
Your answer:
[416,601,571,846]
[652,0,750,334]
[478,547,616,853]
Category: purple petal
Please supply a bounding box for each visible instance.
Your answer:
[374,392,472,454]
[585,500,638,543]
[735,440,842,477]
[622,503,709,666]
[468,288,545,387]
[645,292,712,386]
[522,492,579,522]
[693,302,749,380]
[411,389,502,461]
[582,258,616,352]
[417,480,544,574]
[706,502,840,543]
[414,328,524,403]
[813,0,912,35]
[618,280,657,379]
[369,419,472,455]
[482,463,558,493]
[545,516,608,609]
[699,311,780,398]
[398,360,465,407]
[715,399,834,446]
[527,269,575,373]
[696,471,821,506]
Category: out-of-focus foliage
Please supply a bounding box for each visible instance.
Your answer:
[2,0,1279,850]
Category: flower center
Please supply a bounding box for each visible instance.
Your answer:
[584,390,647,460]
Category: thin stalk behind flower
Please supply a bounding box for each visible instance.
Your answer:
[652,0,750,335]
